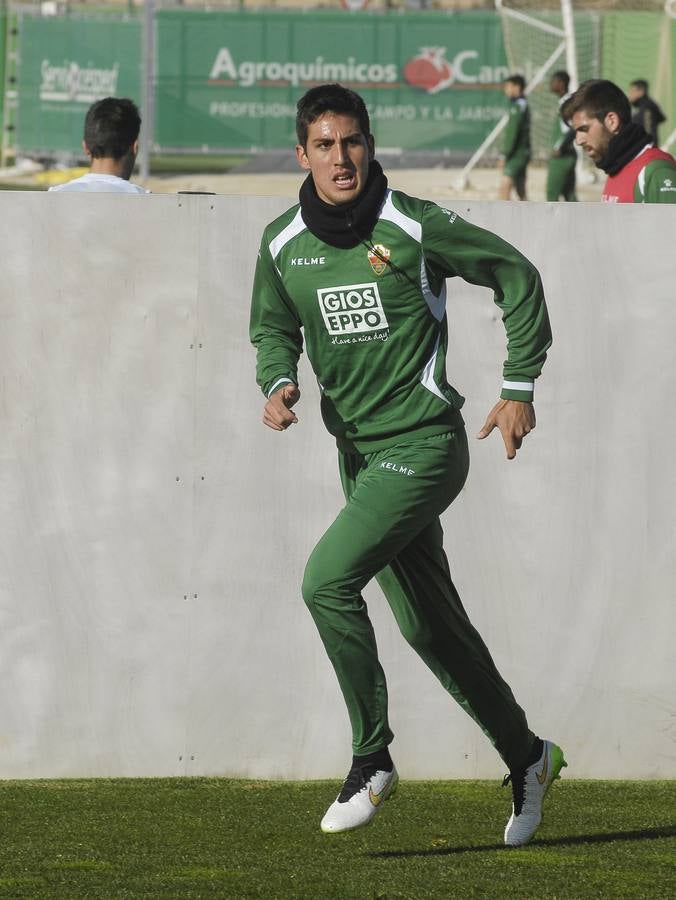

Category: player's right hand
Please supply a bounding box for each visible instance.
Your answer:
[262,383,301,431]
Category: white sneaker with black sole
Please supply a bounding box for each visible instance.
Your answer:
[503,738,567,847]
[321,761,398,833]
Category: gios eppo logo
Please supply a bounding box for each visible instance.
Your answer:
[317,283,389,336]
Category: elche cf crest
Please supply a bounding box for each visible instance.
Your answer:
[368,244,391,276]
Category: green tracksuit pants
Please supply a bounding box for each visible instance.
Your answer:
[301,427,535,773]
[546,155,577,201]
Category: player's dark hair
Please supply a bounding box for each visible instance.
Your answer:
[551,70,570,89]
[296,84,371,147]
[83,97,141,159]
[504,74,526,91]
[560,79,632,127]
[629,79,649,92]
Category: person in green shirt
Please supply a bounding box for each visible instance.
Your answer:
[498,74,531,201]
[546,70,577,202]
[250,83,565,846]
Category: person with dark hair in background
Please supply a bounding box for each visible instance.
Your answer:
[628,79,666,147]
[498,74,530,201]
[250,82,565,848]
[546,71,577,202]
[562,79,676,203]
[49,97,147,194]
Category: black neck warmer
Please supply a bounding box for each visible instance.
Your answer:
[598,122,652,176]
[298,160,388,249]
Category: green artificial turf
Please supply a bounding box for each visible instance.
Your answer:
[0,779,674,898]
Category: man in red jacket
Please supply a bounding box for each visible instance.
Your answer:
[561,79,676,203]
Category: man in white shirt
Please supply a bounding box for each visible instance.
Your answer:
[49,97,147,194]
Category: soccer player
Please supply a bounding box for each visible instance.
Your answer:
[628,79,666,147]
[562,79,676,203]
[498,75,531,201]
[250,83,565,847]
[49,97,147,194]
[546,71,577,202]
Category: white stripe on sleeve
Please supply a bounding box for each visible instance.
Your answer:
[268,377,295,397]
[502,380,534,393]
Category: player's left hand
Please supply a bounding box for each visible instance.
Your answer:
[476,399,536,460]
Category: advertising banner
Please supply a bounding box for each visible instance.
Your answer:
[10,9,671,159]
[15,15,140,155]
[155,10,510,154]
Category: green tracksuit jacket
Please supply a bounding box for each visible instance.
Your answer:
[632,157,676,202]
[500,97,531,176]
[551,101,576,158]
[250,191,552,452]
[547,95,577,201]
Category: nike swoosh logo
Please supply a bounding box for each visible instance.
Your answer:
[369,785,385,807]
[536,744,549,785]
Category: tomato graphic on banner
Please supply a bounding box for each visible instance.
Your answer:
[403,47,454,94]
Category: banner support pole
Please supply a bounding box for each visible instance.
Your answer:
[139,0,155,183]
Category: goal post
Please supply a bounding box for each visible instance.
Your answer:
[455,0,601,189]
[560,0,579,90]
[656,0,675,149]
[454,36,567,189]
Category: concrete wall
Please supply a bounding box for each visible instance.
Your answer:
[1,192,674,780]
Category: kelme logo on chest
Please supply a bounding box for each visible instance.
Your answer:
[317,282,389,336]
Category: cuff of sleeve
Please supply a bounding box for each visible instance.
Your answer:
[500,379,534,402]
[267,377,295,398]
